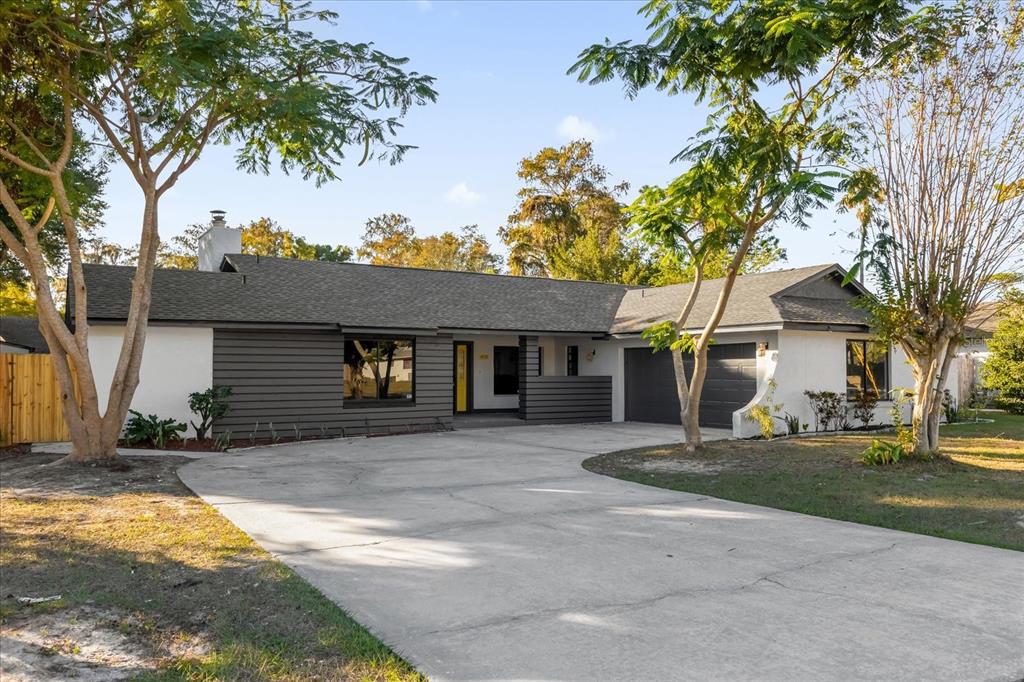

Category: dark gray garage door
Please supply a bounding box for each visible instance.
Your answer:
[625,343,757,428]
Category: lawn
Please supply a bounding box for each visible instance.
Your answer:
[584,411,1024,551]
[0,451,423,681]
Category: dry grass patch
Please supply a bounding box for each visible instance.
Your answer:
[585,412,1024,551]
[0,452,423,681]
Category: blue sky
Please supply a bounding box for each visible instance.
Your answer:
[99,0,860,270]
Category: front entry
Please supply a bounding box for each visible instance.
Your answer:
[453,342,472,413]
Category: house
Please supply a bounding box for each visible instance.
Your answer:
[0,316,49,354]
[956,301,1003,401]
[75,218,956,440]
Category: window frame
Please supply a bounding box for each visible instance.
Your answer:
[493,345,520,395]
[342,335,416,407]
[567,345,579,376]
[845,339,890,401]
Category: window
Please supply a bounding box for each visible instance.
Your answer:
[343,337,414,403]
[494,346,519,394]
[537,346,544,376]
[567,345,579,376]
[846,340,889,399]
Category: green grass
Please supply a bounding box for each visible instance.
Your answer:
[584,411,1024,551]
[0,453,423,681]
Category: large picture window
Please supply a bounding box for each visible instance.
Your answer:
[343,337,414,403]
[846,340,889,399]
[494,346,519,395]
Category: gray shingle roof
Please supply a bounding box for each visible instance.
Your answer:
[0,316,49,352]
[610,264,868,334]
[81,257,868,334]
[82,255,630,333]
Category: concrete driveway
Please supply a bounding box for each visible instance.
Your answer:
[180,423,1023,682]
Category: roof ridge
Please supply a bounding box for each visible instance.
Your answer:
[226,254,631,288]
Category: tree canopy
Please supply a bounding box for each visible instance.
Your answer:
[357,213,501,272]
[0,0,436,461]
[570,0,924,449]
[501,140,652,283]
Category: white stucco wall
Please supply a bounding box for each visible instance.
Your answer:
[88,325,213,437]
[734,329,959,438]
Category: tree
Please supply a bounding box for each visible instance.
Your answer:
[849,0,1024,453]
[0,1,436,462]
[357,213,416,265]
[357,214,501,272]
[981,289,1024,415]
[411,225,502,273]
[571,0,921,451]
[1,281,36,316]
[500,140,646,283]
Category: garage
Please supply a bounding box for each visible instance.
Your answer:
[624,343,757,428]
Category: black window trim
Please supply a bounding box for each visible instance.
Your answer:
[845,338,890,401]
[343,334,416,408]
[567,345,579,376]
[493,345,519,395]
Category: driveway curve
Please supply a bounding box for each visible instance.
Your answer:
[180,423,1023,682]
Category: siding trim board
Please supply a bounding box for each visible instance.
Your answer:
[212,329,453,438]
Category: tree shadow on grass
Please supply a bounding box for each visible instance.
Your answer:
[0,454,423,681]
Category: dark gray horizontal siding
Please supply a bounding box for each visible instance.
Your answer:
[212,329,453,438]
[520,375,612,424]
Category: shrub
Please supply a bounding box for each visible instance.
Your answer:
[981,291,1024,411]
[942,389,960,424]
[804,390,844,431]
[860,439,905,466]
[123,410,186,448]
[996,397,1024,415]
[780,412,802,435]
[745,379,783,439]
[188,386,233,440]
[850,391,879,428]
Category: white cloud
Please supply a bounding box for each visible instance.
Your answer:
[415,0,432,11]
[444,182,482,206]
[557,115,607,141]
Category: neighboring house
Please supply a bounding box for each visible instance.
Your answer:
[0,316,49,354]
[957,301,1002,402]
[75,220,958,439]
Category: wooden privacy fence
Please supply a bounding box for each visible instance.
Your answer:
[1,353,74,446]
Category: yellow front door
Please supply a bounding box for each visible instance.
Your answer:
[455,343,469,413]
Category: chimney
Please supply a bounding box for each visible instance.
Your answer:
[197,210,242,272]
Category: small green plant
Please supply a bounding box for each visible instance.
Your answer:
[188,386,233,440]
[780,412,801,435]
[269,422,280,444]
[249,421,260,446]
[941,389,960,424]
[860,439,905,466]
[888,388,915,450]
[850,391,879,429]
[214,430,232,452]
[122,410,186,448]
[996,396,1024,415]
[745,379,783,439]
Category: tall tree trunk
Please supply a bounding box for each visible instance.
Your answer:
[56,186,162,463]
[678,225,760,453]
[670,261,703,450]
[903,331,957,455]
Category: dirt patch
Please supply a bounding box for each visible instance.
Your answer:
[0,606,174,681]
[636,459,729,474]
[0,453,422,680]
[0,452,190,499]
